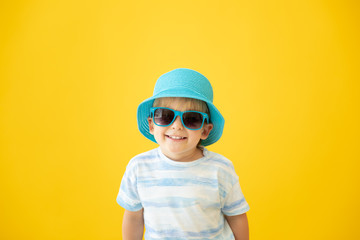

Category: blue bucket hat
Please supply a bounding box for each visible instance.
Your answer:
[137,68,225,146]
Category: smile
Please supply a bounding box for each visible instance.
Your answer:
[166,135,187,140]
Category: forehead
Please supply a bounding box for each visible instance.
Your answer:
[155,97,202,111]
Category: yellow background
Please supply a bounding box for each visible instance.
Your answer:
[1,0,359,239]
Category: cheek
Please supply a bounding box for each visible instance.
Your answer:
[187,131,203,141]
[153,126,166,137]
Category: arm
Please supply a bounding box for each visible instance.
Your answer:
[122,209,144,240]
[225,213,249,240]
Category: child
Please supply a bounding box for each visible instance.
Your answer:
[117,68,250,240]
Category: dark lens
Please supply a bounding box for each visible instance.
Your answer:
[182,112,203,129]
[154,108,175,126]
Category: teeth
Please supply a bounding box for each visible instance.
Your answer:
[168,135,184,140]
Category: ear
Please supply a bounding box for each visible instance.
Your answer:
[200,123,213,140]
[148,117,154,135]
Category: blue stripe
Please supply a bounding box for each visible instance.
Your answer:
[116,195,142,212]
[138,177,218,188]
[208,157,234,169]
[145,222,224,238]
[142,197,221,209]
[223,198,246,212]
[143,197,196,208]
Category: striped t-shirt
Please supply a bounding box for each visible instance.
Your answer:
[117,147,249,240]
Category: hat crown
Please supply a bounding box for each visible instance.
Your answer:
[154,68,213,102]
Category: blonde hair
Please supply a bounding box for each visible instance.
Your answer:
[153,97,210,115]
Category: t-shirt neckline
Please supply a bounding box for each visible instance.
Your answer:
[157,147,209,167]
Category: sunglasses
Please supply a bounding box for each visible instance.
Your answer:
[150,107,209,130]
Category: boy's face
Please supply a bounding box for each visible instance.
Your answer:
[147,98,213,162]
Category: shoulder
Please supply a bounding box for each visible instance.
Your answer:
[205,149,236,171]
[131,148,158,160]
[204,149,239,185]
[125,148,160,171]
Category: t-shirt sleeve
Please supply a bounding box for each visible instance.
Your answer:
[222,180,250,216]
[220,161,250,216]
[116,160,143,212]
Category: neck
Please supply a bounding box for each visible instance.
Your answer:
[161,147,204,162]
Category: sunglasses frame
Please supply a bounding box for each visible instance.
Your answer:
[150,107,209,130]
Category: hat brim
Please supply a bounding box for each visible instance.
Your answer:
[137,87,224,146]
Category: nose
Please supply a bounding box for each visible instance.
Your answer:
[171,116,183,130]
